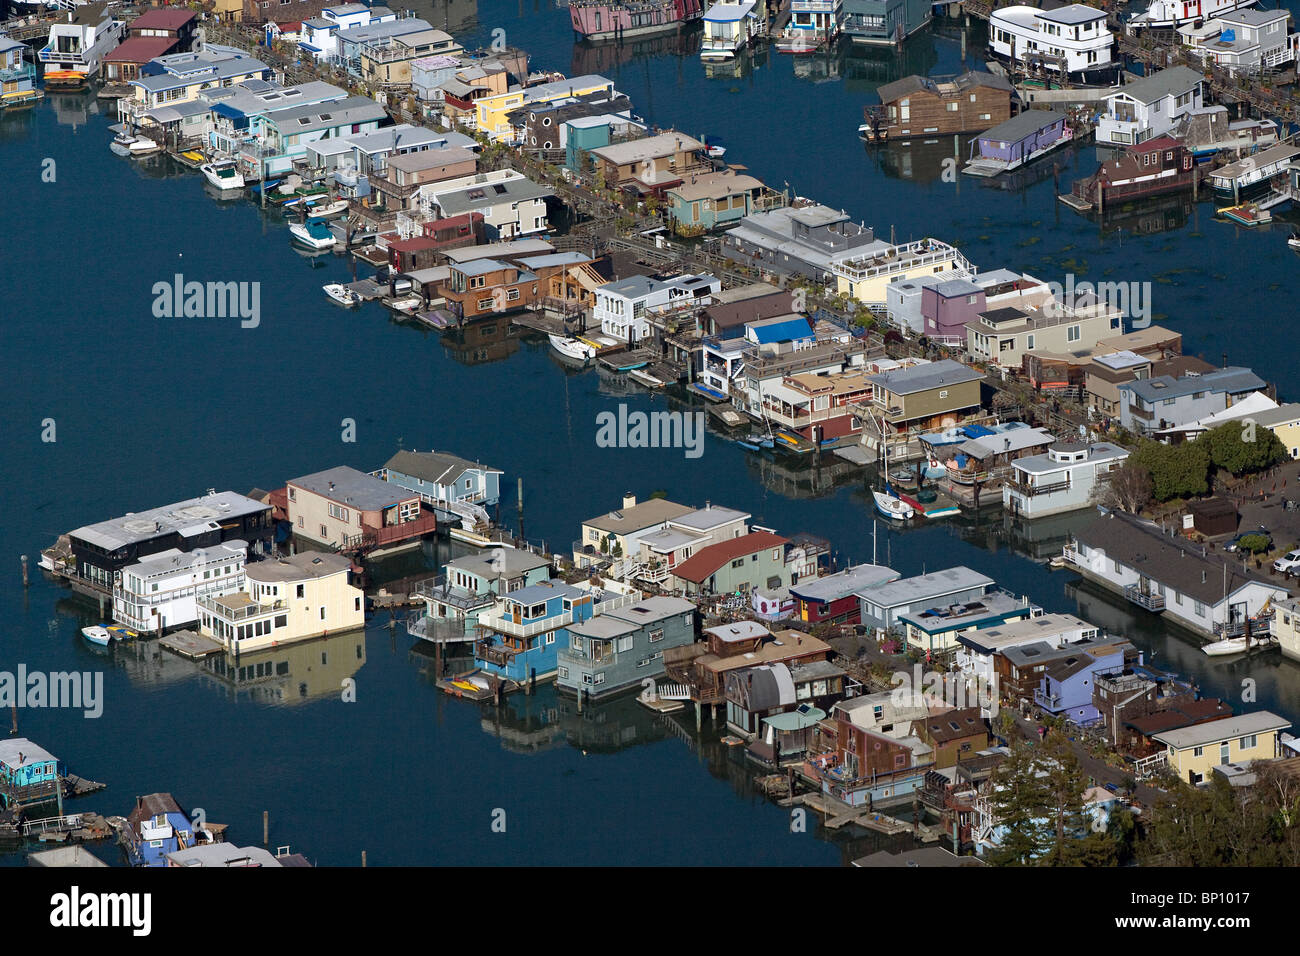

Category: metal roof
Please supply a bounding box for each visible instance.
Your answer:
[1153,711,1290,749]
[288,465,414,511]
[71,491,268,552]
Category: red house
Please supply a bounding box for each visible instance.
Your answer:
[789,564,901,626]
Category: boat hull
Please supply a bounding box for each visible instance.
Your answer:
[81,626,111,647]
[873,491,914,521]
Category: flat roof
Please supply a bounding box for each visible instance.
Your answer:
[583,498,695,535]
[790,564,900,603]
[0,738,57,769]
[857,566,994,606]
[867,359,984,396]
[245,551,352,583]
[71,491,268,552]
[590,131,706,166]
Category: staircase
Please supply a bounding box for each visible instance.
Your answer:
[448,497,490,532]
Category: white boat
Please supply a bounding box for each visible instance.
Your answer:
[305,198,349,219]
[81,626,111,647]
[111,134,161,157]
[1202,636,1262,656]
[548,332,617,362]
[201,160,245,192]
[1290,233,1300,250]
[323,283,361,307]
[1129,0,1257,30]
[388,296,423,314]
[289,219,338,251]
[873,489,915,521]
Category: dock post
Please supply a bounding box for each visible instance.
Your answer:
[517,477,525,541]
[362,850,367,867]
[263,810,269,846]
[98,593,105,619]
[960,25,966,61]
[695,700,702,730]
[20,555,28,589]
[577,688,584,713]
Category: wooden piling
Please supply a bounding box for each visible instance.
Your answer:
[263,810,269,845]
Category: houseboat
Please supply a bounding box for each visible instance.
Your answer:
[1209,142,1300,202]
[701,1,759,59]
[841,0,931,45]
[38,6,127,90]
[776,0,842,53]
[988,3,1120,85]
[0,37,41,109]
[861,71,1013,143]
[1128,0,1259,31]
[964,109,1072,177]
[569,0,706,42]
[1066,137,1200,212]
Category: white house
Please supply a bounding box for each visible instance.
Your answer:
[1003,441,1129,518]
[112,542,248,634]
[594,273,721,343]
[1066,510,1289,641]
[416,168,553,240]
[1096,65,1204,146]
[1178,8,1296,76]
[299,4,392,61]
[954,612,1100,691]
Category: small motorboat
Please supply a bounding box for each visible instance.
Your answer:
[201,160,245,192]
[323,283,361,307]
[1289,232,1300,250]
[388,295,423,315]
[1219,202,1271,227]
[305,198,349,220]
[81,626,112,646]
[548,332,617,363]
[110,133,161,158]
[873,489,915,522]
[289,218,337,251]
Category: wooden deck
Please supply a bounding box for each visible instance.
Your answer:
[159,630,225,660]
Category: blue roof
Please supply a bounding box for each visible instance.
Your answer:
[961,423,994,438]
[211,102,247,120]
[748,317,812,345]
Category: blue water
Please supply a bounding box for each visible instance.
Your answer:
[2,4,1299,865]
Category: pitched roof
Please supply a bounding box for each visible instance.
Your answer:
[1112,66,1204,105]
[385,449,501,486]
[978,110,1066,144]
[1152,710,1290,749]
[672,531,789,584]
[1072,511,1285,606]
[583,498,695,535]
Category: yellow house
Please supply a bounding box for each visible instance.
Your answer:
[830,237,973,304]
[573,495,694,569]
[1152,711,1289,785]
[475,73,614,142]
[197,552,364,653]
[1250,404,1300,459]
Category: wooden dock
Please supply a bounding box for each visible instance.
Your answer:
[158,629,224,660]
[598,347,658,372]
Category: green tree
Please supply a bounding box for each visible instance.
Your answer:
[1130,439,1209,501]
[1196,420,1288,476]
[986,736,1094,865]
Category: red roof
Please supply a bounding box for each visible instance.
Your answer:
[671,532,789,584]
[105,36,178,63]
[389,237,440,253]
[1133,136,1179,152]
[277,21,303,31]
[129,8,197,31]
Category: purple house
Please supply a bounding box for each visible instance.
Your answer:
[965,110,1070,175]
[922,278,985,346]
[1034,642,1136,724]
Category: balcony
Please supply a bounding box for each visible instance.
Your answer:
[1123,584,1166,612]
[407,611,475,644]
[475,638,520,667]
[1213,613,1274,639]
[1033,689,1064,711]
[412,576,495,612]
[833,239,971,282]
[1007,478,1072,498]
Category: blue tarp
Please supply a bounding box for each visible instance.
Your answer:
[961,423,994,438]
[1220,28,1236,42]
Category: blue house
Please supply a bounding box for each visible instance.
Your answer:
[0,36,39,104]
[409,548,553,643]
[1034,640,1136,724]
[380,449,503,527]
[125,793,196,867]
[473,580,640,684]
[0,738,61,808]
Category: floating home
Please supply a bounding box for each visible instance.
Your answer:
[987,3,1119,85]
[700,1,760,61]
[1066,137,1200,212]
[0,37,40,107]
[862,71,1013,143]
[1209,142,1300,202]
[0,739,62,810]
[556,595,697,698]
[282,465,438,556]
[841,0,931,45]
[39,4,127,89]
[124,793,222,867]
[1095,66,1204,148]
[1002,442,1129,519]
[112,541,249,634]
[409,549,553,643]
[1065,510,1289,642]
[43,490,273,598]
[964,110,1070,177]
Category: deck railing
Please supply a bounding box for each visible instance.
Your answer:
[1123,584,1166,612]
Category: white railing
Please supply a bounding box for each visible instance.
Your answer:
[1133,751,1168,780]
[833,240,971,282]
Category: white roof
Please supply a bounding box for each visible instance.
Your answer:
[1158,390,1277,435]
[705,0,757,20]
[1153,711,1290,749]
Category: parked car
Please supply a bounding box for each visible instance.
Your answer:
[1226,526,1272,553]
[1274,549,1300,573]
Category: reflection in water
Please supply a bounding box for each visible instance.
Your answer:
[47,88,100,128]
[1089,190,1202,238]
[571,26,702,75]
[870,135,969,186]
[440,315,522,365]
[399,0,480,34]
[199,629,368,705]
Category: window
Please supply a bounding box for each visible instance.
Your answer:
[1193,746,1203,757]
[328,503,349,522]
[297,584,305,599]
[617,636,633,652]
[320,525,328,538]
[649,628,664,643]
[1240,734,1257,749]
[320,607,326,620]
[1194,600,1205,616]
[731,558,744,569]
[1067,324,1081,342]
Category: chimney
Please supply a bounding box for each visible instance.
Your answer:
[622,493,636,509]
[329,482,335,492]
